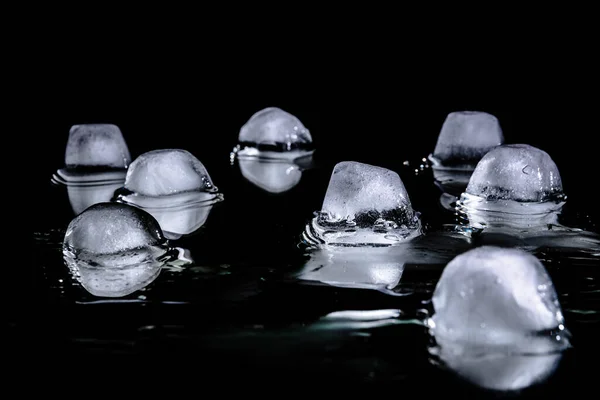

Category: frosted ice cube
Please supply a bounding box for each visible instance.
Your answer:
[239,107,312,150]
[63,202,166,255]
[65,124,131,169]
[431,246,567,351]
[465,144,563,202]
[124,149,217,197]
[431,111,504,167]
[238,158,303,193]
[322,161,414,224]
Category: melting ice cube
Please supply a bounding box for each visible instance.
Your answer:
[63,202,167,255]
[304,161,421,246]
[124,149,218,197]
[234,107,314,160]
[65,124,131,169]
[116,149,223,238]
[430,246,568,353]
[430,111,504,168]
[465,144,564,203]
[62,202,170,297]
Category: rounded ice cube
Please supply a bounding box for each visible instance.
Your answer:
[65,124,131,169]
[432,111,504,167]
[124,149,217,197]
[321,161,415,223]
[63,202,166,255]
[239,107,312,150]
[431,246,566,350]
[465,144,563,202]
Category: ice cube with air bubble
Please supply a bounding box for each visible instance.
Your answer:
[429,246,569,354]
[62,202,170,297]
[233,107,314,160]
[465,144,564,203]
[303,161,421,246]
[115,149,223,239]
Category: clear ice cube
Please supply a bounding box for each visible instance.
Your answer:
[465,144,563,202]
[63,202,166,255]
[239,107,312,151]
[431,111,504,168]
[124,149,217,197]
[65,124,131,169]
[321,161,415,224]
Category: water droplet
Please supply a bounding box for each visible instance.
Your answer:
[480,323,486,328]
[459,290,466,298]
[403,160,410,166]
[58,279,63,283]
[559,324,564,331]
[138,295,147,300]
[556,335,561,341]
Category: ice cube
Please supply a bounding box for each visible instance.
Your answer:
[63,202,167,255]
[239,107,312,151]
[465,144,563,202]
[304,162,421,246]
[430,246,567,352]
[65,124,131,169]
[431,111,504,167]
[124,149,217,197]
[322,161,415,224]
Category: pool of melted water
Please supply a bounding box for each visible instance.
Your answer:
[25,137,599,395]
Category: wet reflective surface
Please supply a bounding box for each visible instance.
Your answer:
[29,143,599,394]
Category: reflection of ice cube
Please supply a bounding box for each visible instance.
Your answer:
[297,247,405,290]
[465,144,563,202]
[63,202,167,255]
[431,111,504,167]
[430,246,568,352]
[136,200,215,240]
[433,338,562,392]
[63,248,164,297]
[67,181,124,215]
[66,124,131,169]
[239,107,312,150]
[124,149,218,197]
[238,158,303,193]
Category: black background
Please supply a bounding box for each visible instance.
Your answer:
[17,24,599,394]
